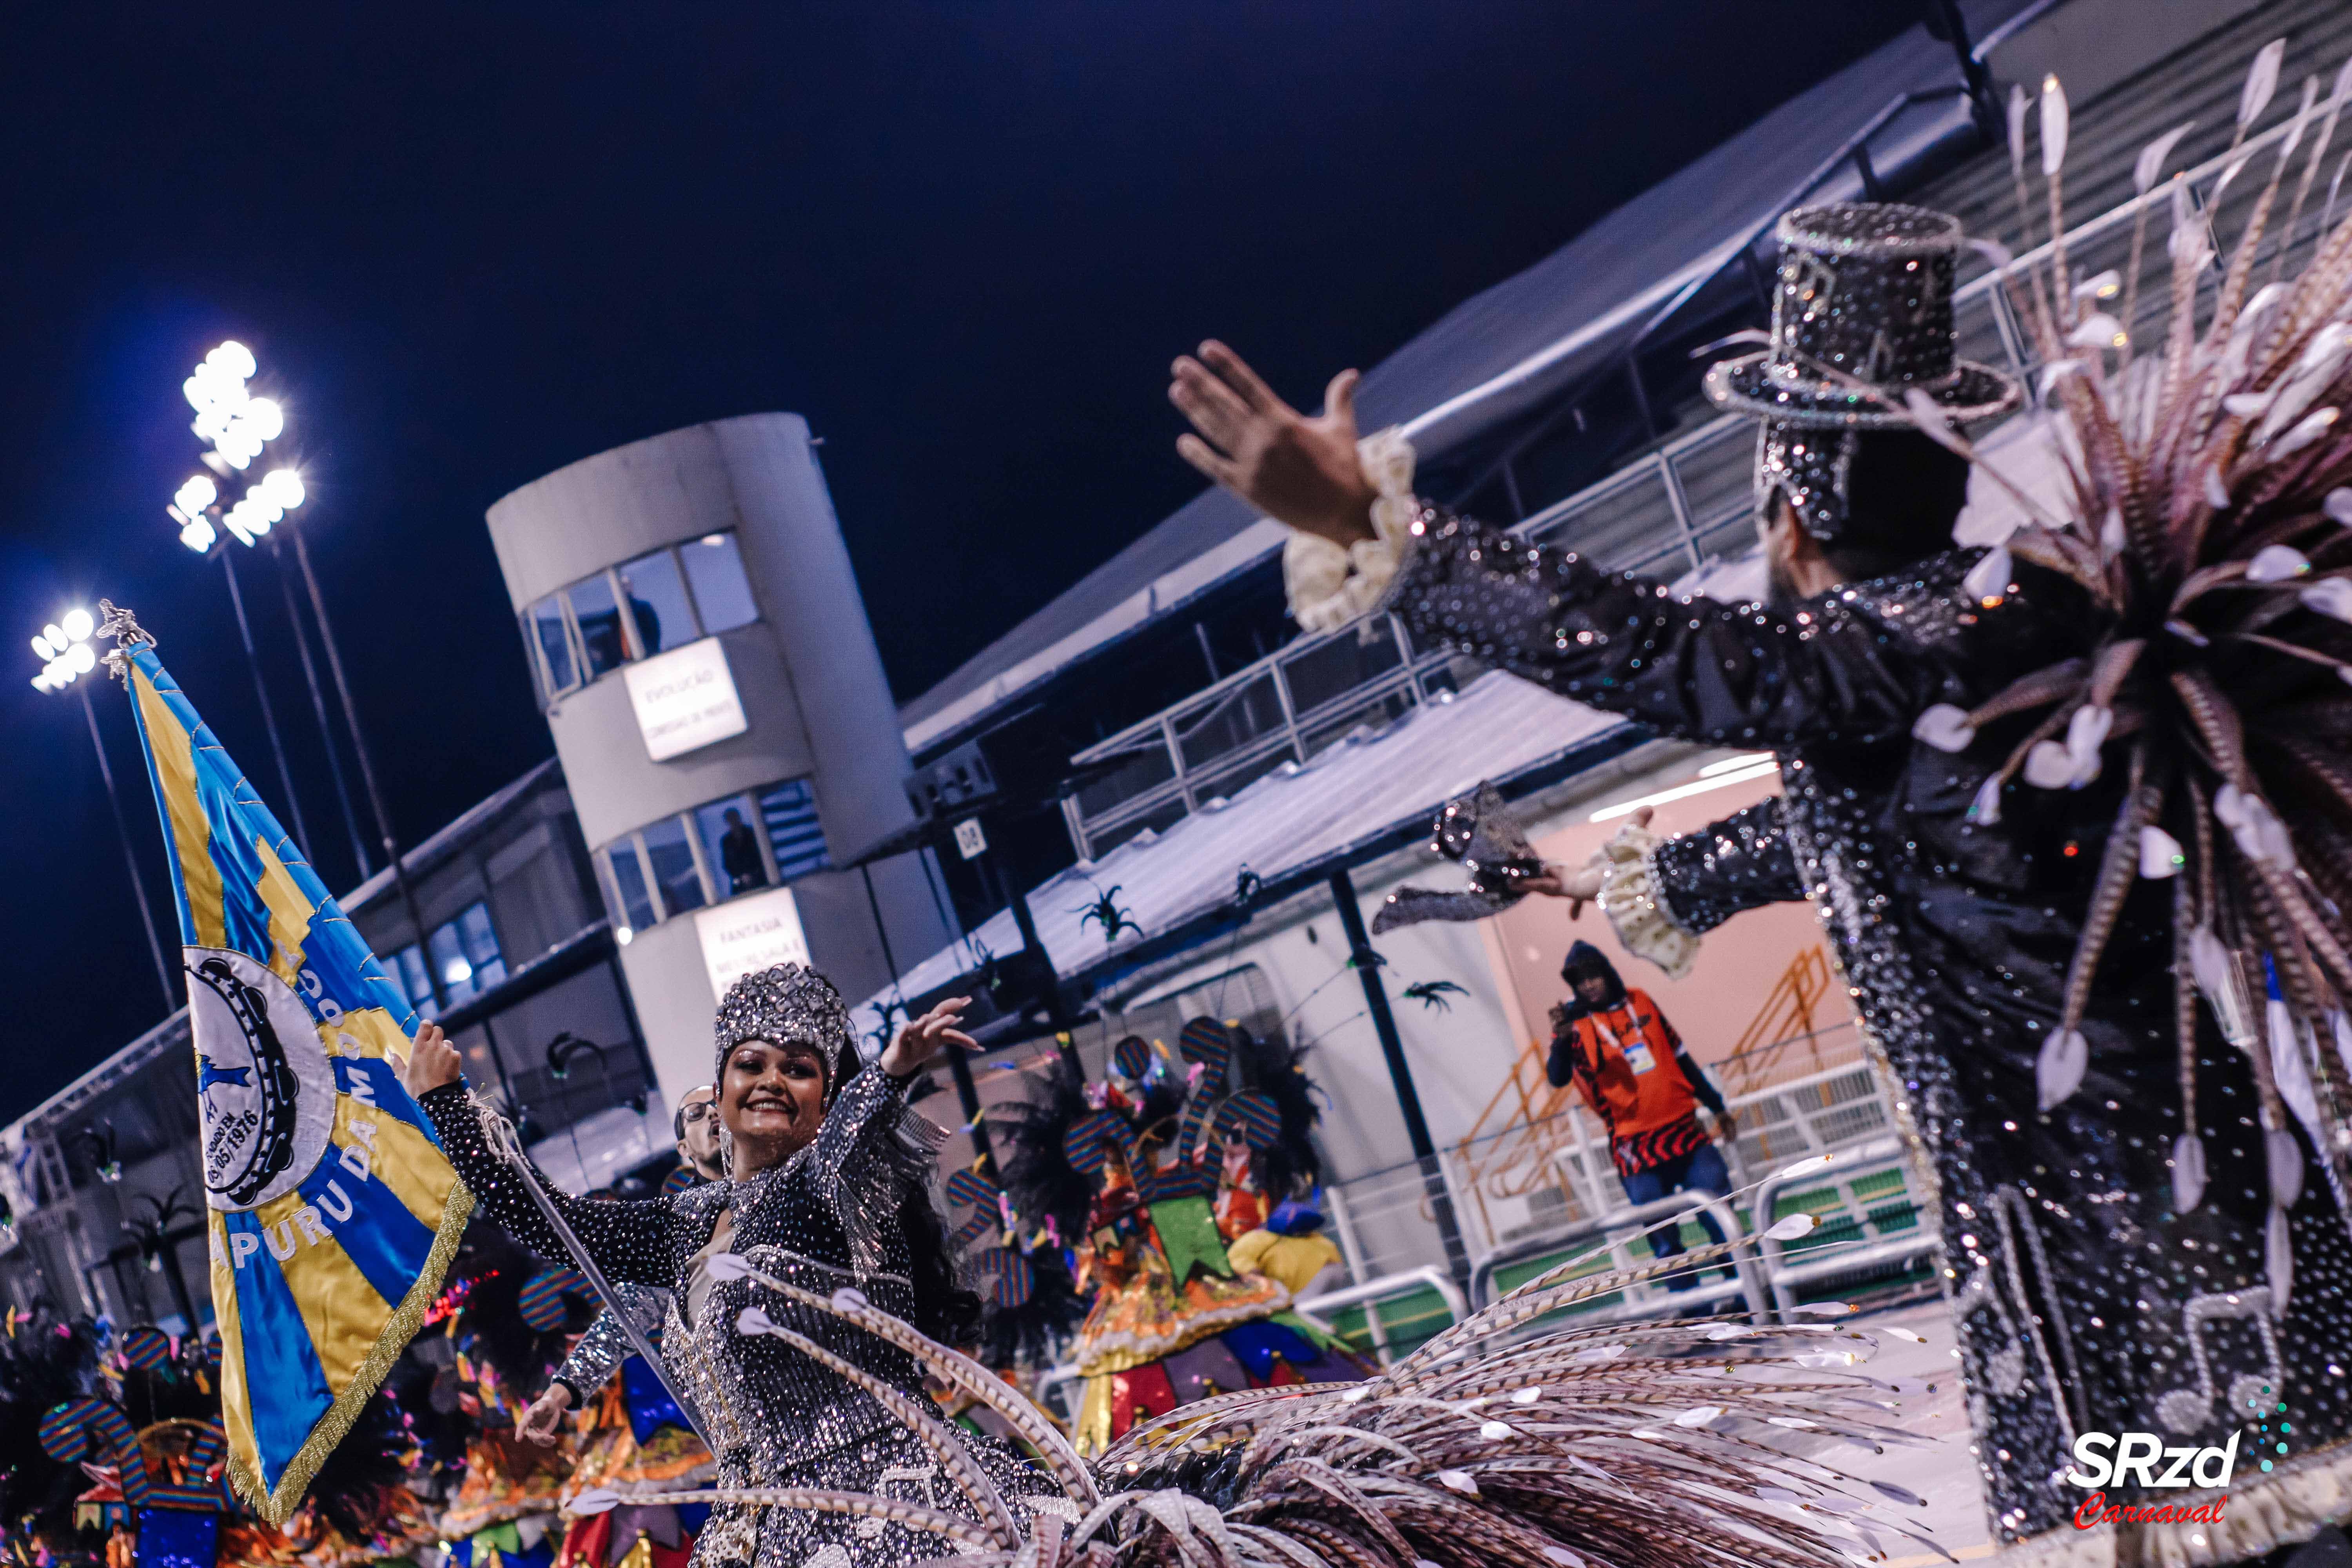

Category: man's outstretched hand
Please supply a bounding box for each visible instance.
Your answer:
[1169,342,1378,548]
[1523,806,1655,918]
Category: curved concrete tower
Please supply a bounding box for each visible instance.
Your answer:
[486,414,947,1109]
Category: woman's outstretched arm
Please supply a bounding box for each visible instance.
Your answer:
[805,998,976,1279]
[405,1022,684,1289]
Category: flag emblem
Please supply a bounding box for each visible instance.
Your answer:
[189,948,334,1209]
[103,606,473,1524]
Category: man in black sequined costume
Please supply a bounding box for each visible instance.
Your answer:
[401,965,1065,1568]
[1169,203,2352,1566]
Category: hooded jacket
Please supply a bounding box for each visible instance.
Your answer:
[1544,943,1727,1175]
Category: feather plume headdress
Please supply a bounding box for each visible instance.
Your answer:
[564,1212,1942,1568]
[1887,49,2352,1303]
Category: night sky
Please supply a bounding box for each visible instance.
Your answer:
[0,3,1921,1120]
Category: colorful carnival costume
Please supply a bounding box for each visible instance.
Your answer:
[1268,68,2352,1558]
[551,1371,713,1568]
[996,1022,1367,1455]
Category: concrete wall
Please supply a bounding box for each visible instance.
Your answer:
[486,415,950,1110]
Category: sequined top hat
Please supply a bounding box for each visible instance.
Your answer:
[1702,202,2021,429]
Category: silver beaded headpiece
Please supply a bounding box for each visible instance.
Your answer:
[713,962,855,1090]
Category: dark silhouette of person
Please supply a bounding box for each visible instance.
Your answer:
[719,808,767,894]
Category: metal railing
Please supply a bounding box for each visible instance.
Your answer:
[1752,1136,1940,1317]
[1064,613,1454,858]
[1289,1265,1469,1367]
[1443,1022,1884,1260]
[1467,1189,1768,1321]
[1056,95,2334,863]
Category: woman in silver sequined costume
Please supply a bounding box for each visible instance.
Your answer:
[1168,202,2352,1568]
[403,964,1060,1568]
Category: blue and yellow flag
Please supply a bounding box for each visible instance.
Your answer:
[116,633,472,1523]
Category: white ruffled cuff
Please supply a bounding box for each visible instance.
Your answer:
[1281,426,1421,633]
[1593,822,1700,980]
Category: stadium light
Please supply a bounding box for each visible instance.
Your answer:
[28,609,95,693]
[30,608,176,1009]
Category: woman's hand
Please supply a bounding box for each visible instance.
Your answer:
[401,1021,463,1099]
[1170,342,1377,548]
[880,997,978,1080]
[516,1381,572,1446]
[1525,806,1655,918]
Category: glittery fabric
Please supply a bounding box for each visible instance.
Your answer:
[1755,422,1860,541]
[1647,797,1805,937]
[1383,510,2352,1556]
[421,1071,1051,1568]
[713,964,855,1085]
[552,1284,671,1408]
[1704,201,2020,430]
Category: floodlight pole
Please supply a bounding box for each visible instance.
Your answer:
[216,546,313,859]
[79,683,174,1011]
[267,534,372,882]
[284,519,446,1011]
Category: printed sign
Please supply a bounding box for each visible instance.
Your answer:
[624,637,748,762]
[695,886,812,1003]
[955,818,988,860]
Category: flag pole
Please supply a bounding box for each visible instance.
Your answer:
[269,534,372,885]
[483,1111,714,1449]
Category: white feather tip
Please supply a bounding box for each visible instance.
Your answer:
[2040,75,2070,178]
[2307,579,2352,625]
[2172,1132,2208,1212]
[1962,543,2013,602]
[2038,1027,2089,1110]
[2140,824,2185,878]
[2284,78,2321,160]
[2247,545,2311,583]
[1912,703,1976,753]
[2242,40,2287,129]
[2269,1205,2293,1312]
[2134,122,2196,195]
[2269,1127,2305,1211]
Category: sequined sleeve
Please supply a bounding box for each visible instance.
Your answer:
[1649,798,1806,934]
[418,1083,684,1289]
[550,1285,665,1401]
[1383,510,1938,748]
[809,1065,944,1279]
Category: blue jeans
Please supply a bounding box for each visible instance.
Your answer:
[1619,1142,1730,1291]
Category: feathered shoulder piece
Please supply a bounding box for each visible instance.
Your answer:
[1902,51,2352,1296]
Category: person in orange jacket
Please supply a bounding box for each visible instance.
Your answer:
[1546,942,1737,1302]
